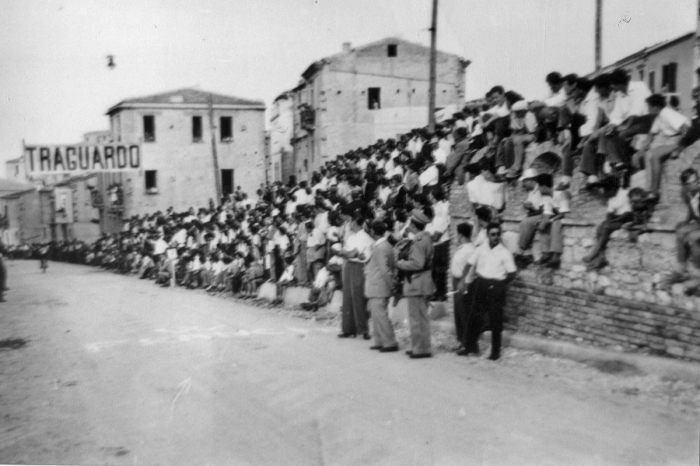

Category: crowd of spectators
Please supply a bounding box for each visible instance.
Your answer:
[6,66,700,351]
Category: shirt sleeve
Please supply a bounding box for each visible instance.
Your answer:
[663,108,690,134]
[544,89,566,107]
[502,250,517,274]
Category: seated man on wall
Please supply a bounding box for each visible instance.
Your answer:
[513,169,553,268]
[466,157,507,219]
[500,100,537,180]
[537,175,571,269]
[632,94,690,202]
[667,168,700,286]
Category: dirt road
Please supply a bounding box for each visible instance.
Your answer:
[0,260,698,465]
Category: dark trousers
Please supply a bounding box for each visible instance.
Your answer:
[341,261,368,335]
[463,278,507,358]
[596,212,634,252]
[432,241,449,299]
[452,277,467,343]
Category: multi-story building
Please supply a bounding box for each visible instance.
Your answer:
[597,31,694,117]
[283,37,470,181]
[269,92,295,183]
[106,88,266,213]
[7,87,267,243]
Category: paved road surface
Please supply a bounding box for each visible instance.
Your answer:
[0,260,698,465]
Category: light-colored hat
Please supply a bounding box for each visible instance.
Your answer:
[512,100,528,112]
[331,243,342,252]
[519,168,539,181]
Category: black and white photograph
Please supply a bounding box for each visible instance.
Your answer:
[1,0,699,464]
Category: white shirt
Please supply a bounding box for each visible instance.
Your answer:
[343,229,375,264]
[451,242,475,278]
[490,102,510,118]
[607,187,632,215]
[544,87,567,108]
[468,242,517,281]
[426,200,450,244]
[608,81,652,126]
[548,190,571,215]
[649,107,689,145]
[432,147,448,165]
[466,174,506,211]
[578,88,602,138]
[419,165,439,187]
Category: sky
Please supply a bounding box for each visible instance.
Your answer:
[0,0,696,176]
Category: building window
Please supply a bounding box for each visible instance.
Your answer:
[661,62,678,93]
[387,44,397,57]
[192,116,203,142]
[145,170,158,193]
[221,169,234,197]
[220,116,233,142]
[638,68,645,82]
[649,71,655,93]
[368,87,381,110]
[143,115,155,142]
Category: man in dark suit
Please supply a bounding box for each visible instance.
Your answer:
[396,210,435,359]
[364,220,398,352]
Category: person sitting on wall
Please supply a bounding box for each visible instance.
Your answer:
[466,157,507,219]
[664,168,700,288]
[513,169,552,268]
[536,176,571,269]
[632,94,690,202]
[582,170,636,270]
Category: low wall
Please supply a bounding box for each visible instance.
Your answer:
[449,154,700,363]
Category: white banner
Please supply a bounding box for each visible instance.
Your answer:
[24,144,141,175]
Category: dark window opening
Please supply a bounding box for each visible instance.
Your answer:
[192,116,203,142]
[638,69,644,82]
[220,116,233,142]
[387,44,397,57]
[221,169,234,196]
[143,115,155,142]
[649,71,655,93]
[662,62,678,93]
[145,170,158,192]
[368,87,381,110]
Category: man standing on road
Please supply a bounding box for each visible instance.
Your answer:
[337,214,374,339]
[364,220,399,353]
[460,222,517,360]
[450,222,474,347]
[396,210,435,359]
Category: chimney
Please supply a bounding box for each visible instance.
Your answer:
[342,42,351,53]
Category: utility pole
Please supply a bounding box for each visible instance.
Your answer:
[595,0,602,72]
[208,94,222,206]
[428,0,438,132]
[694,0,700,90]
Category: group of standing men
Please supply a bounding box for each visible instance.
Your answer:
[338,208,516,361]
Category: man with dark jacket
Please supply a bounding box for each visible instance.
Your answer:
[445,127,471,185]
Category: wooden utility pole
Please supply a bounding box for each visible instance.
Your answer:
[428,0,438,132]
[208,94,222,206]
[595,0,602,72]
[694,0,700,90]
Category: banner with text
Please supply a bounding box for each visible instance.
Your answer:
[24,144,141,175]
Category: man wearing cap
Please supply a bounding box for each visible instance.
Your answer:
[396,209,435,358]
[365,220,399,352]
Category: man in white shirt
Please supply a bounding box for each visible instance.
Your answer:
[451,222,475,346]
[499,100,537,179]
[513,169,552,267]
[459,222,516,360]
[466,159,507,215]
[426,189,450,300]
[632,94,690,199]
[597,69,653,171]
[337,215,374,339]
[579,73,616,187]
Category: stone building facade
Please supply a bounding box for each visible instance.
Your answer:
[285,37,469,181]
[269,92,295,183]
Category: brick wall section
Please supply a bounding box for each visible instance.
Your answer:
[448,154,700,363]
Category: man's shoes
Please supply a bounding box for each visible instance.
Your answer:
[380,346,399,353]
[409,353,432,359]
[535,253,552,265]
[405,350,413,356]
[369,345,382,350]
[488,353,500,361]
[515,254,533,268]
[337,332,356,338]
[362,333,371,340]
[457,349,478,356]
[545,256,561,269]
